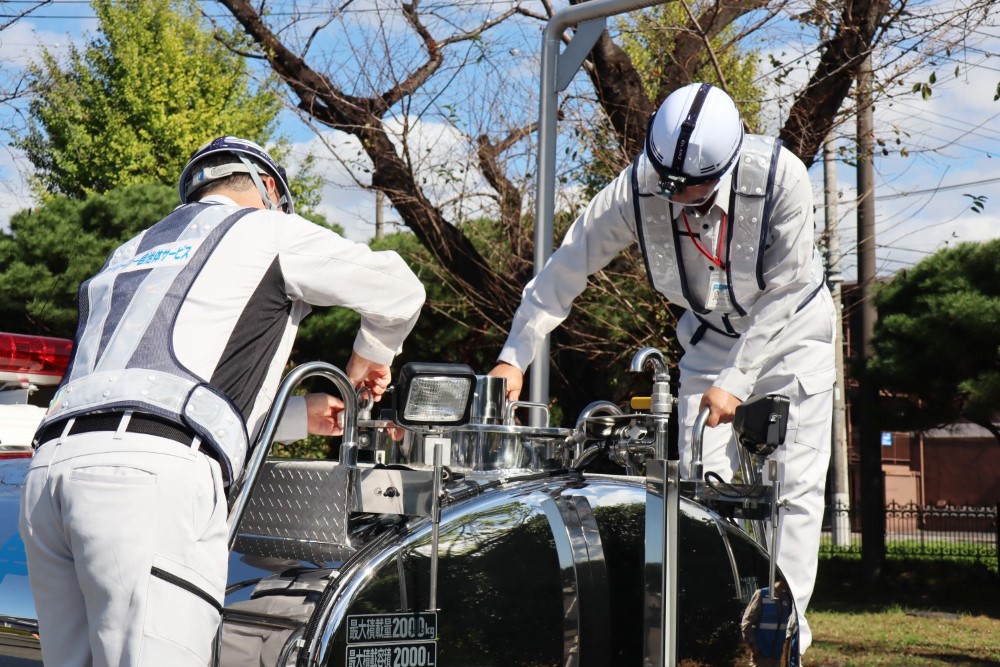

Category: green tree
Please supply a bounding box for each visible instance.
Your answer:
[618,4,762,118]
[868,239,1000,442]
[0,181,348,340]
[1,0,330,340]
[0,183,178,336]
[212,0,1000,428]
[15,0,281,200]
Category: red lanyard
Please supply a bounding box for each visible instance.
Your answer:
[681,210,727,269]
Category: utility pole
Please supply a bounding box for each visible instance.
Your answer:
[375,190,385,241]
[856,54,886,586]
[823,133,852,548]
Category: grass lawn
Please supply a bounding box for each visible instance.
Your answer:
[806,557,1000,666]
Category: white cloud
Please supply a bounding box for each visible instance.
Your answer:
[281,126,379,241]
[285,115,502,242]
[0,147,36,232]
[811,57,1000,280]
[0,19,77,69]
[749,18,1000,281]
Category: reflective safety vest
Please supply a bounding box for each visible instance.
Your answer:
[39,202,255,485]
[632,134,823,335]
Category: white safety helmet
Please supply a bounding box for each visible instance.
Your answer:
[644,83,744,201]
[178,136,294,214]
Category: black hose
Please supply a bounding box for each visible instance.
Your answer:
[704,470,764,499]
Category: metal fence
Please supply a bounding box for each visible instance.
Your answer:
[819,501,999,568]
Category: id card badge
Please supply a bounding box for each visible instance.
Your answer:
[705,274,733,312]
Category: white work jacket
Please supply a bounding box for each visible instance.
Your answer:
[46,194,425,481]
[499,144,823,401]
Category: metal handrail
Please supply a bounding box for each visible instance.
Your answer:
[226,361,357,549]
[690,406,710,481]
[214,361,357,666]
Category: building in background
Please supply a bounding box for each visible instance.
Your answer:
[839,282,1000,510]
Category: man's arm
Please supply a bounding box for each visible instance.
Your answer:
[276,217,425,437]
[273,393,346,441]
[700,386,742,427]
[274,380,380,442]
[278,215,426,367]
[304,393,346,435]
[493,168,637,393]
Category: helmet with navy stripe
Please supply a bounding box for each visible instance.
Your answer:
[179,136,294,214]
[644,83,744,199]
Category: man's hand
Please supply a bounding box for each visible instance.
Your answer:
[346,351,392,402]
[304,393,346,436]
[488,362,523,402]
[700,386,741,427]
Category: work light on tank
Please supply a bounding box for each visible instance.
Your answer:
[394,362,475,427]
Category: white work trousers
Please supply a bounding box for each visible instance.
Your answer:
[19,426,228,667]
[676,289,835,657]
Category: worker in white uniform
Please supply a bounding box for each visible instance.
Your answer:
[489,83,835,660]
[19,136,426,667]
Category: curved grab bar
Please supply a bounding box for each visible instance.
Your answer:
[226,361,357,549]
[568,400,624,458]
[691,406,711,481]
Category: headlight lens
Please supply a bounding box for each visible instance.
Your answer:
[393,362,476,427]
[403,376,473,423]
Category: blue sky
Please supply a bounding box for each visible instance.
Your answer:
[2,0,999,283]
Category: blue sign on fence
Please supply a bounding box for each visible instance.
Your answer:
[881,432,893,447]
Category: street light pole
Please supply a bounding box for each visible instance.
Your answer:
[531,0,664,425]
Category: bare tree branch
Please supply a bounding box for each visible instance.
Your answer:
[0,0,52,32]
[209,0,996,416]
[476,123,536,263]
[217,0,525,325]
[782,0,894,166]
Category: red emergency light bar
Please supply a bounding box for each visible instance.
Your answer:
[0,333,73,386]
